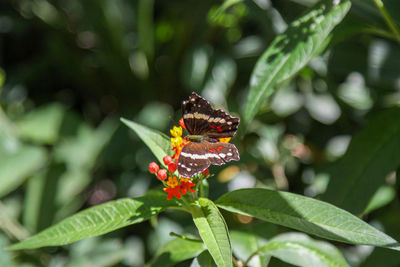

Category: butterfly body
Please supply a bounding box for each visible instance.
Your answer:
[177,92,240,177]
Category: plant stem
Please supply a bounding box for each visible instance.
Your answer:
[364,27,398,41]
[372,0,400,44]
[200,180,204,198]
[169,232,202,242]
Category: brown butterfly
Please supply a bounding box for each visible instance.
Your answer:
[177,92,240,177]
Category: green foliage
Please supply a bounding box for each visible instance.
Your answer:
[216,188,399,250]
[323,107,400,215]
[121,118,172,166]
[8,192,183,250]
[244,0,351,126]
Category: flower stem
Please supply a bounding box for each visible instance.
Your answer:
[372,0,400,44]
[180,195,192,208]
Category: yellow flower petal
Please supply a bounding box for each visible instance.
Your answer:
[171,136,183,148]
[170,126,182,137]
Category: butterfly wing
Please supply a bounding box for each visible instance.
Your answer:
[182,92,239,138]
[177,141,240,177]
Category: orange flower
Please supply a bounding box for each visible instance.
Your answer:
[166,176,179,188]
[219,137,231,143]
[180,177,195,195]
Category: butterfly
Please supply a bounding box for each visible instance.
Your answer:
[177,92,240,177]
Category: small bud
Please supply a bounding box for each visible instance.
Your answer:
[157,169,167,180]
[149,162,159,174]
[179,118,187,130]
[202,168,209,176]
[163,155,173,165]
[168,162,177,173]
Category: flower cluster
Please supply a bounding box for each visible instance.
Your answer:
[148,156,196,200]
[148,122,213,200]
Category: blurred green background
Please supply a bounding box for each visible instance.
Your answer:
[1,0,400,266]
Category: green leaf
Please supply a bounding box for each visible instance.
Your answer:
[191,198,232,267]
[258,232,349,267]
[216,188,400,251]
[0,145,47,198]
[244,0,351,126]
[323,108,400,215]
[364,185,396,215]
[121,118,171,166]
[16,103,65,145]
[148,237,205,267]
[8,192,184,250]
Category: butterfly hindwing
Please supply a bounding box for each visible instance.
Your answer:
[178,141,240,177]
[182,92,239,138]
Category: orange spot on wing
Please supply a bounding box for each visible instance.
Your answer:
[219,137,231,143]
[217,146,223,151]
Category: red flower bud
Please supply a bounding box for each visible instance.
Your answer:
[179,118,187,130]
[149,162,159,174]
[157,169,167,180]
[163,155,173,166]
[168,162,177,173]
[202,168,210,176]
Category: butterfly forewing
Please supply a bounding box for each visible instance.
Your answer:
[182,92,239,138]
[178,141,240,177]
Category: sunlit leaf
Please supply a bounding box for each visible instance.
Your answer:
[191,198,232,267]
[148,237,205,267]
[191,250,217,267]
[121,118,171,166]
[323,108,400,215]
[8,192,184,250]
[364,185,396,215]
[244,0,351,126]
[216,188,400,251]
[258,232,349,267]
[0,145,47,198]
